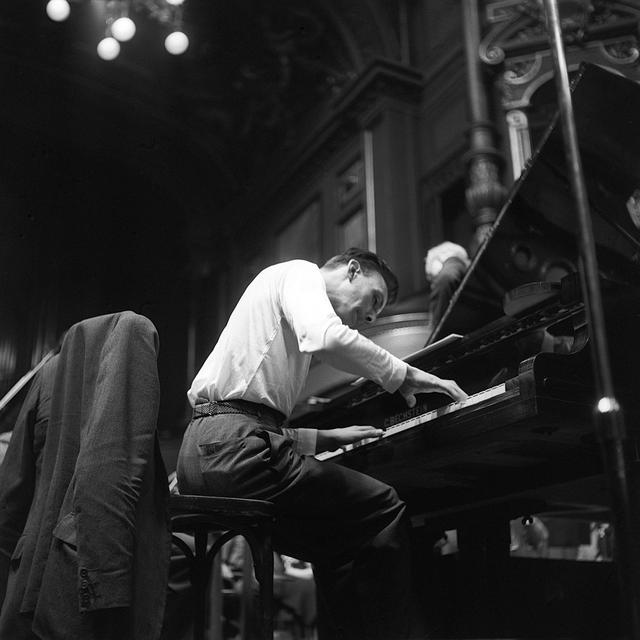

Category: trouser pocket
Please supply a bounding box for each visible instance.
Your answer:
[198,435,272,498]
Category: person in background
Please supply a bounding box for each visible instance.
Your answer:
[177,247,467,640]
[424,241,470,329]
[221,536,316,639]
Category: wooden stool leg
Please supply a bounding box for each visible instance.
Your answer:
[193,526,209,640]
[248,530,274,640]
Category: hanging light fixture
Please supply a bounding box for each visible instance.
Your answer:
[164,0,189,55]
[45,0,190,58]
[165,30,189,55]
[95,0,131,61]
[107,0,136,43]
[45,0,70,22]
[111,16,136,42]
[97,36,121,60]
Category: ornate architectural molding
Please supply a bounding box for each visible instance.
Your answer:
[223,58,423,232]
[475,0,640,181]
[481,0,640,109]
[420,149,467,199]
[505,109,532,178]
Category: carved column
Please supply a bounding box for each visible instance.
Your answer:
[505,109,532,179]
[462,0,507,252]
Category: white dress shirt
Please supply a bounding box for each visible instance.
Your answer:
[188,259,407,453]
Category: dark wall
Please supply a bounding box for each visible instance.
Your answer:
[1,124,191,435]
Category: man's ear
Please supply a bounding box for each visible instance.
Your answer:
[347,259,361,281]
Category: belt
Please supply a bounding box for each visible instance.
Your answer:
[192,399,285,429]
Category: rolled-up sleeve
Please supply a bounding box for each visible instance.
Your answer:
[280,263,407,394]
[282,427,318,455]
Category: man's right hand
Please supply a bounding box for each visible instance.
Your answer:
[398,365,467,408]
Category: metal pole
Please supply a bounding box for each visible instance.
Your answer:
[541,1,640,637]
[461,0,506,249]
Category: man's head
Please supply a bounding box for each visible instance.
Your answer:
[320,247,399,329]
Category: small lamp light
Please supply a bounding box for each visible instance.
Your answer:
[46,0,71,22]
[164,31,189,55]
[111,16,136,42]
[97,36,121,61]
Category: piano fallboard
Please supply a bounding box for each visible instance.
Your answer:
[292,281,640,521]
[313,373,606,516]
[316,381,513,461]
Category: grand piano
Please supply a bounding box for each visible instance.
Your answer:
[292,64,640,638]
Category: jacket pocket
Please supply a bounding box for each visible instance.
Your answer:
[52,511,77,549]
[9,534,25,570]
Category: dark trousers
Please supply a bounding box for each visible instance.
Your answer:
[177,412,412,640]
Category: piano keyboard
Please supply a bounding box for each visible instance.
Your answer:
[315,382,508,461]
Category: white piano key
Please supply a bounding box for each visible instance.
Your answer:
[316,382,509,461]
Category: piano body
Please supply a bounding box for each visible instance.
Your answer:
[291,64,640,638]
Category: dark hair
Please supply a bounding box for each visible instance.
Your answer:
[323,247,399,305]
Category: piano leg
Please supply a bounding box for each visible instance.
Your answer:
[409,515,512,637]
[456,518,511,636]
[623,456,640,635]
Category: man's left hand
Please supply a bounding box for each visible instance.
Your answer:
[316,425,382,453]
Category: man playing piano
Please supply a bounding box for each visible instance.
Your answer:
[177,247,467,640]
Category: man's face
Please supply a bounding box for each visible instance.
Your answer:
[330,260,388,329]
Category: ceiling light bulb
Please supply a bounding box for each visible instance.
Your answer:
[166,0,185,5]
[111,16,136,42]
[97,37,121,61]
[46,0,71,22]
[164,31,189,55]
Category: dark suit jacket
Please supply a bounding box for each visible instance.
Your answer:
[0,354,57,616]
[0,312,171,640]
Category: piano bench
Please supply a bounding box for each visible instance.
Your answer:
[169,494,276,640]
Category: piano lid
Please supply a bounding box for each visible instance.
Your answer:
[432,63,640,341]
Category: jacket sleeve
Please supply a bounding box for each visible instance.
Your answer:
[71,313,161,611]
[0,373,42,605]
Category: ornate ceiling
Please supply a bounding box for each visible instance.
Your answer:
[0,0,407,427]
[0,0,402,211]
